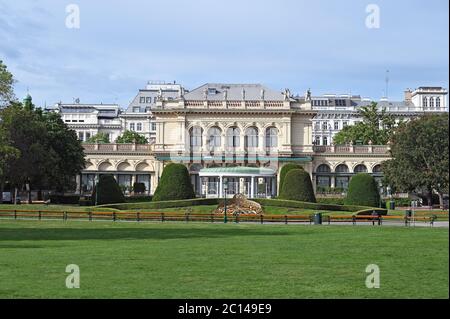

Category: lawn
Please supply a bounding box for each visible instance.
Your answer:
[0,220,447,298]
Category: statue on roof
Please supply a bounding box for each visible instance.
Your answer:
[241,88,246,100]
[223,89,228,100]
[305,88,312,101]
[203,88,208,100]
[157,87,163,100]
[260,88,265,100]
[284,88,291,101]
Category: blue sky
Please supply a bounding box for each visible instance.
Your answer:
[0,0,448,108]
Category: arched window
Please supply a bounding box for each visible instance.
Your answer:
[190,126,203,147]
[372,164,382,173]
[226,127,240,149]
[436,97,441,108]
[354,164,368,173]
[335,164,349,173]
[245,127,258,148]
[207,127,221,148]
[316,164,331,173]
[265,127,278,148]
[423,97,428,107]
[429,97,435,108]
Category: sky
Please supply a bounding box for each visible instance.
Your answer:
[0,0,448,108]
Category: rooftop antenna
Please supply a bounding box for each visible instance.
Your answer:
[385,69,390,99]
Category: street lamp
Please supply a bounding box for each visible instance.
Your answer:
[94,175,99,206]
[223,178,228,224]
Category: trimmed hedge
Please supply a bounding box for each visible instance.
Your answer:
[49,194,80,204]
[126,195,153,203]
[91,175,125,205]
[133,182,146,194]
[279,169,316,203]
[317,197,345,205]
[153,163,195,201]
[98,198,219,211]
[279,163,304,194]
[355,208,388,216]
[345,173,380,207]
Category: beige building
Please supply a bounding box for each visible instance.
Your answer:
[79,83,391,198]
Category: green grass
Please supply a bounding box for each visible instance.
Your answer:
[0,220,447,298]
[0,204,119,212]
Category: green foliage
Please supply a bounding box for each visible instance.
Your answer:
[316,197,345,205]
[333,102,397,145]
[49,194,80,205]
[91,175,125,205]
[0,60,15,107]
[254,198,377,212]
[345,173,380,207]
[279,164,304,194]
[354,208,388,216]
[316,186,346,195]
[279,169,316,203]
[125,195,153,203]
[116,130,148,144]
[152,164,195,201]
[86,132,110,144]
[99,198,219,210]
[382,114,449,205]
[133,182,146,194]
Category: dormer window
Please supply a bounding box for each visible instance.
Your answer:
[208,88,217,95]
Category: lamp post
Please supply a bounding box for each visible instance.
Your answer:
[94,175,99,206]
[223,178,228,224]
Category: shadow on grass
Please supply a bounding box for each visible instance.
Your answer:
[0,226,293,242]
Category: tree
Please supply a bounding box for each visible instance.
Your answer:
[86,132,110,143]
[116,130,148,144]
[91,175,125,205]
[279,163,304,196]
[345,173,380,207]
[279,169,316,203]
[153,163,195,201]
[333,102,397,145]
[0,60,15,107]
[382,114,449,207]
[0,124,20,202]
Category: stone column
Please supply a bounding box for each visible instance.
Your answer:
[219,176,223,198]
[250,177,255,198]
[75,174,81,194]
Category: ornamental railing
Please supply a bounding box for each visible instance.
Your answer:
[313,145,390,154]
[83,143,154,153]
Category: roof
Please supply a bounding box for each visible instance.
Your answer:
[199,166,276,176]
[184,83,293,101]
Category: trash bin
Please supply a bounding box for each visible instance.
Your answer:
[314,213,322,225]
[389,201,395,210]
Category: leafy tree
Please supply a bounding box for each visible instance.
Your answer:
[382,114,449,207]
[0,123,20,202]
[345,173,380,207]
[279,169,316,203]
[0,60,15,107]
[333,102,397,145]
[86,132,110,143]
[153,163,195,201]
[116,130,148,144]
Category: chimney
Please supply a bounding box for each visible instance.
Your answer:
[404,89,412,103]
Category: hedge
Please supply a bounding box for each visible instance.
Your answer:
[97,198,220,210]
[279,169,316,202]
[126,196,153,203]
[279,163,304,194]
[345,173,380,207]
[153,163,195,201]
[49,194,80,204]
[91,174,125,205]
[316,197,345,205]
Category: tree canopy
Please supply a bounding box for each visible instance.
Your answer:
[382,114,449,206]
[333,102,397,145]
[116,130,148,144]
[0,60,15,107]
[86,132,110,144]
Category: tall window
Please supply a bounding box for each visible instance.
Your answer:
[129,123,135,131]
[146,97,151,103]
[334,121,339,130]
[323,136,328,146]
[207,127,221,149]
[226,127,240,149]
[314,122,320,130]
[151,122,157,131]
[136,123,142,131]
[265,127,278,148]
[322,122,328,130]
[429,97,435,108]
[354,164,368,173]
[245,127,259,148]
[190,126,203,148]
[343,121,348,127]
[314,136,320,145]
[423,96,428,107]
[139,97,145,103]
[436,97,441,108]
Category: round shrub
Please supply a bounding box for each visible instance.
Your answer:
[133,182,146,194]
[279,169,316,203]
[279,163,304,194]
[91,175,125,205]
[153,163,195,201]
[345,173,380,207]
